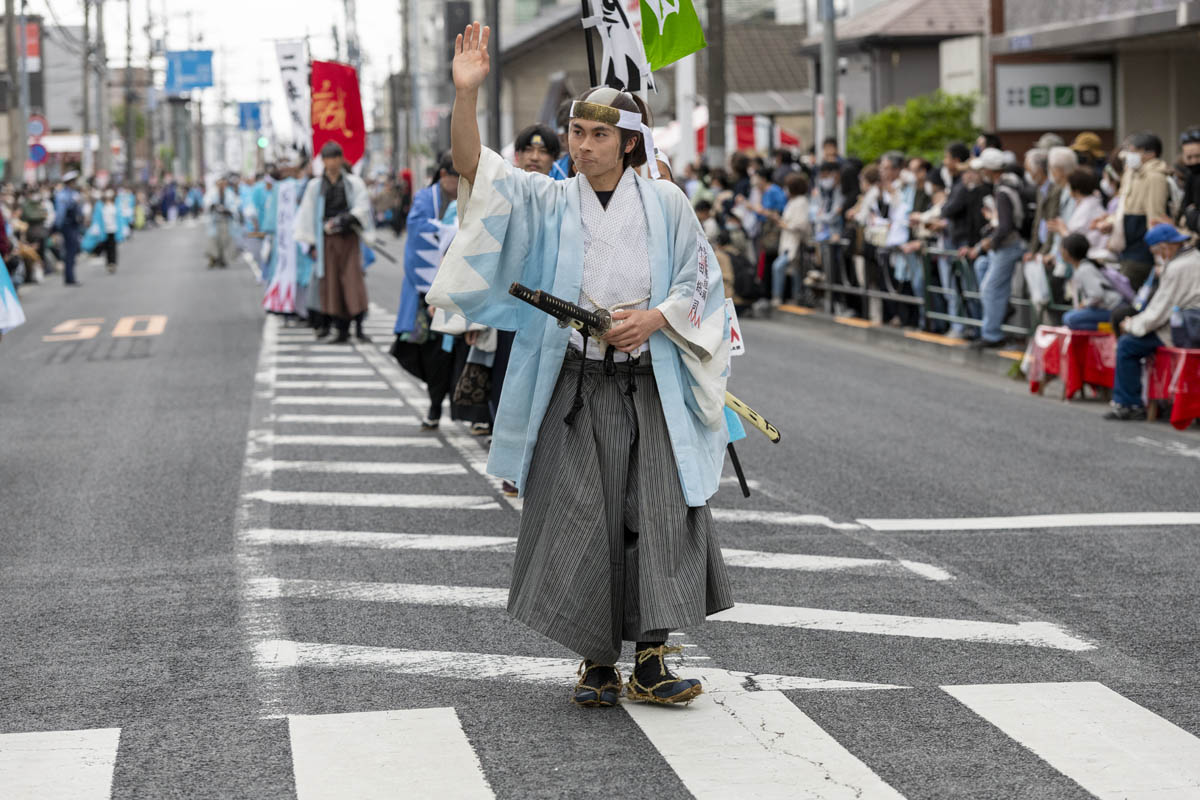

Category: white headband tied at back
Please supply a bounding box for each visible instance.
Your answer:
[569,100,660,180]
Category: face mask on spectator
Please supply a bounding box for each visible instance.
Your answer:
[1101,178,1116,196]
[819,178,835,190]
[1124,151,1142,170]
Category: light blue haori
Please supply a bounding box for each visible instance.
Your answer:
[427,147,731,507]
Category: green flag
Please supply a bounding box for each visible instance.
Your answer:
[639,0,707,71]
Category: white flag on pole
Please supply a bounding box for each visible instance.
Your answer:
[582,0,656,92]
[275,40,312,158]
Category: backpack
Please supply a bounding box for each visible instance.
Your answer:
[730,249,761,300]
[995,180,1037,243]
[1099,265,1136,304]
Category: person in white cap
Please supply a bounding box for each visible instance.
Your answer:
[967,147,1029,348]
[428,22,733,708]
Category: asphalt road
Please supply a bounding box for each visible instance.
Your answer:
[2,221,1199,799]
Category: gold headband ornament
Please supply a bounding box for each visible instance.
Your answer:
[569,100,660,179]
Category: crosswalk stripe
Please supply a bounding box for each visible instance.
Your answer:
[944,682,1200,799]
[246,459,465,476]
[274,414,419,425]
[720,548,953,581]
[269,345,360,353]
[710,508,865,531]
[624,692,906,799]
[256,640,904,692]
[273,380,390,390]
[859,511,1200,531]
[289,708,493,800]
[251,578,507,604]
[712,603,1095,650]
[254,433,442,447]
[244,529,514,550]
[242,528,949,579]
[272,396,405,407]
[0,727,121,800]
[269,356,366,364]
[272,367,377,376]
[246,490,500,510]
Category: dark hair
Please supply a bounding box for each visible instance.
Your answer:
[785,172,809,197]
[946,142,970,163]
[1130,132,1163,157]
[822,136,838,149]
[881,151,905,170]
[1180,127,1200,145]
[431,153,458,186]
[980,132,1003,150]
[1067,167,1099,196]
[817,161,841,175]
[927,169,946,189]
[860,164,881,185]
[319,141,343,159]
[514,124,562,159]
[909,157,932,173]
[694,199,713,213]
[572,87,652,169]
[1061,232,1090,262]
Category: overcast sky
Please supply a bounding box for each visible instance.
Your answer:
[33,0,406,130]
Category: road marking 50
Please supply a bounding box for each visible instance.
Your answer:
[44,315,168,342]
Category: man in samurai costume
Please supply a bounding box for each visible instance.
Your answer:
[204,175,240,268]
[296,141,374,344]
[428,23,733,708]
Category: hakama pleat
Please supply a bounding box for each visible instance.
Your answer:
[319,232,368,319]
[508,352,733,664]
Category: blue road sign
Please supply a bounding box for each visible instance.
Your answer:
[29,143,47,165]
[238,102,263,131]
[165,50,214,94]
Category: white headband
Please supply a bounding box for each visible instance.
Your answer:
[569,100,660,180]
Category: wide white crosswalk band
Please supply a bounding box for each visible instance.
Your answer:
[945,682,1200,800]
[288,709,494,800]
[625,692,905,800]
[0,727,121,800]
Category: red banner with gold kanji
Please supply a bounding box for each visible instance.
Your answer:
[310,60,365,165]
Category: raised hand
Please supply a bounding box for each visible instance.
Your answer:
[453,22,491,93]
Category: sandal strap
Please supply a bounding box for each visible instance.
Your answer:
[574,661,624,694]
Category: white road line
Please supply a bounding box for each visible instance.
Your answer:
[269,355,366,364]
[289,708,494,800]
[274,413,419,425]
[272,367,376,376]
[0,727,121,800]
[246,459,464,476]
[712,603,1095,650]
[243,529,515,550]
[250,578,508,605]
[944,682,1200,799]
[624,692,905,800]
[246,490,500,510]
[721,548,953,581]
[256,640,904,692]
[272,380,390,390]
[270,345,360,353]
[272,396,405,407]
[254,433,442,448]
[711,509,865,531]
[859,511,1200,531]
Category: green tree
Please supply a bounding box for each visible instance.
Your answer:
[112,104,148,141]
[845,91,979,165]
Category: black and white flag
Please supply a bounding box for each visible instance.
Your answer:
[582,0,656,92]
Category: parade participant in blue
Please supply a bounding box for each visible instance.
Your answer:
[292,164,317,321]
[263,163,302,316]
[250,170,278,283]
[204,175,240,268]
[116,187,135,239]
[0,230,24,337]
[81,190,127,274]
[295,141,374,344]
[428,23,733,708]
[390,153,463,430]
[52,172,85,287]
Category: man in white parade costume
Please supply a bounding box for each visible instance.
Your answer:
[427,22,734,708]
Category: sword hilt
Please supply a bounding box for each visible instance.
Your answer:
[509,283,612,333]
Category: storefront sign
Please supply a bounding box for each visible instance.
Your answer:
[995,62,1113,131]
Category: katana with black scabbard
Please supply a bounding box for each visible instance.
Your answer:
[508,282,782,444]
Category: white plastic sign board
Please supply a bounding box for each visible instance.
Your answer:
[995,62,1113,131]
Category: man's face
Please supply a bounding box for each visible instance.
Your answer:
[695,207,710,222]
[322,155,344,177]
[822,143,838,161]
[516,142,554,175]
[908,159,927,183]
[880,159,899,185]
[1182,142,1200,167]
[1152,242,1180,265]
[438,171,459,199]
[944,151,960,173]
[568,118,631,178]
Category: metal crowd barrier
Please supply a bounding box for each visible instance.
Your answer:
[801,241,1072,338]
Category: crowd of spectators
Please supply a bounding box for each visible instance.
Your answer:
[672,127,1200,422]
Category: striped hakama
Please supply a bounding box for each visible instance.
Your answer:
[509,351,734,665]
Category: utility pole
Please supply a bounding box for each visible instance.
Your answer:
[96,0,112,176]
[124,0,135,182]
[145,3,155,182]
[82,0,91,176]
[820,0,838,144]
[705,0,724,168]
[15,0,28,184]
[408,0,419,173]
[4,0,18,182]
[486,0,500,150]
